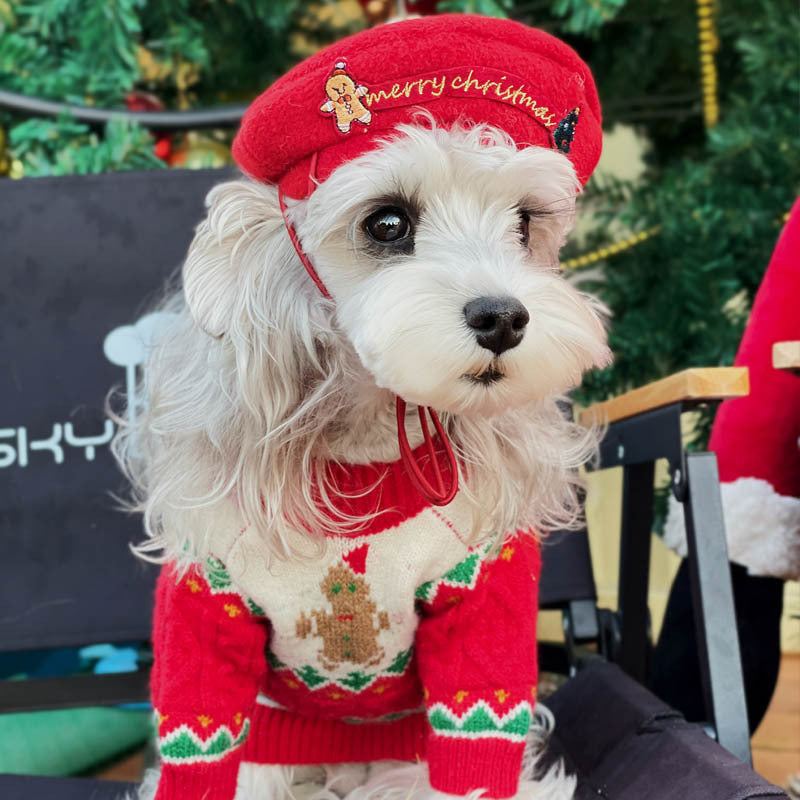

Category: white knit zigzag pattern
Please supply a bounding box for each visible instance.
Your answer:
[158,718,250,765]
[427,698,533,743]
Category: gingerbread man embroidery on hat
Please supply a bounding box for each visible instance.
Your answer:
[295,544,390,671]
[320,60,373,134]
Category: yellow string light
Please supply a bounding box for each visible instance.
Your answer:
[561,226,662,270]
[562,208,792,271]
[697,0,720,128]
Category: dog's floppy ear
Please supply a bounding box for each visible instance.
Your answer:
[183,179,282,337]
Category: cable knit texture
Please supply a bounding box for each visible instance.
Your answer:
[151,449,541,800]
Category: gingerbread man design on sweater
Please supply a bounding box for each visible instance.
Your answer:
[319,60,373,134]
[296,544,390,670]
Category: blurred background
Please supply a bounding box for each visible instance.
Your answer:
[0,0,797,791]
[1,0,796,427]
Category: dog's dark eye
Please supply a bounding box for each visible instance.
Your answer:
[518,210,530,247]
[365,206,411,244]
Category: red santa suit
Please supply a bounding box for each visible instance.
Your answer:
[665,198,800,579]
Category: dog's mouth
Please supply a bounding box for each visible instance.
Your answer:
[463,366,505,386]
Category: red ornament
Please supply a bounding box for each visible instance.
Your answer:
[125,90,173,163]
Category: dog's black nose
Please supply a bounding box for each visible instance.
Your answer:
[463,296,529,355]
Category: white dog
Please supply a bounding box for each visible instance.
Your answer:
[115,119,610,800]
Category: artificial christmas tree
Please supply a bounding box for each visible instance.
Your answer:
[2,0,796,425]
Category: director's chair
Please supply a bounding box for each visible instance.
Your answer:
[0,169,786,799]
[538,368,787,798]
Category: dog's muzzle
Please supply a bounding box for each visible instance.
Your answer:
[464,296,529,355]
[279,174,458,506]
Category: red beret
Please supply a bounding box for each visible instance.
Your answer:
[233,14,602,199]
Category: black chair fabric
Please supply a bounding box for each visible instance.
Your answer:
[0,774,135,799]
[539,528,597,608]
[547,660,787,799]
[0,168,233,652]
[652,559,785,733]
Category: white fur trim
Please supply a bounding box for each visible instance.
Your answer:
[664,477,800,580]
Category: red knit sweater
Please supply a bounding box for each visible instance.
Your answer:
[151,451,541,799]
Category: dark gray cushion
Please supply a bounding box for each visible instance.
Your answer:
[547,660,787,799]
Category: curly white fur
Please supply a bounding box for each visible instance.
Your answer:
[664,476,800,579]
[112,121,609,568]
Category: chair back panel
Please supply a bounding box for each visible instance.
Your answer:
[0,168,233,651]
[539,528,598,608]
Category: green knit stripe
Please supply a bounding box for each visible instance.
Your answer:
[427,700,532,742]
[266,648,286,670]
[274,647,414,692]
[386,646,413,674]
[414,580,435,602]
[441,549,483,585]
[415,542,495,604]
[203,556,231,591]
[159,719,250,765]
[338,670,375,691]
[295,664,327,688]
[246,597,267,617]
[341,706,424,724]
[200,557,266,616]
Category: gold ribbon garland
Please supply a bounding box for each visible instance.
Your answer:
[562,211,790,271]
[561,226,662,270]
[697,0,720,128]
[562,4,796,273]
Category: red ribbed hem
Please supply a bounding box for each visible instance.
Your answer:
[244,706,427,764]
[427,736,525,799]
[155,758,240,800]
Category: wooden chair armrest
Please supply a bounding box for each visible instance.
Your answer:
[772,341,800,373]
[579,367,749,426]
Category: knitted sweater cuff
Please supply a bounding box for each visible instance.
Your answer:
[426,736,525,798]
[154,758,241,800]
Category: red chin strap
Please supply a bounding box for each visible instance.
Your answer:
[395,397,459,506]
[278,178,331,300]
[277,161,459,506]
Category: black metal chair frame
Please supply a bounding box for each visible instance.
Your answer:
[540,401,751,765]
